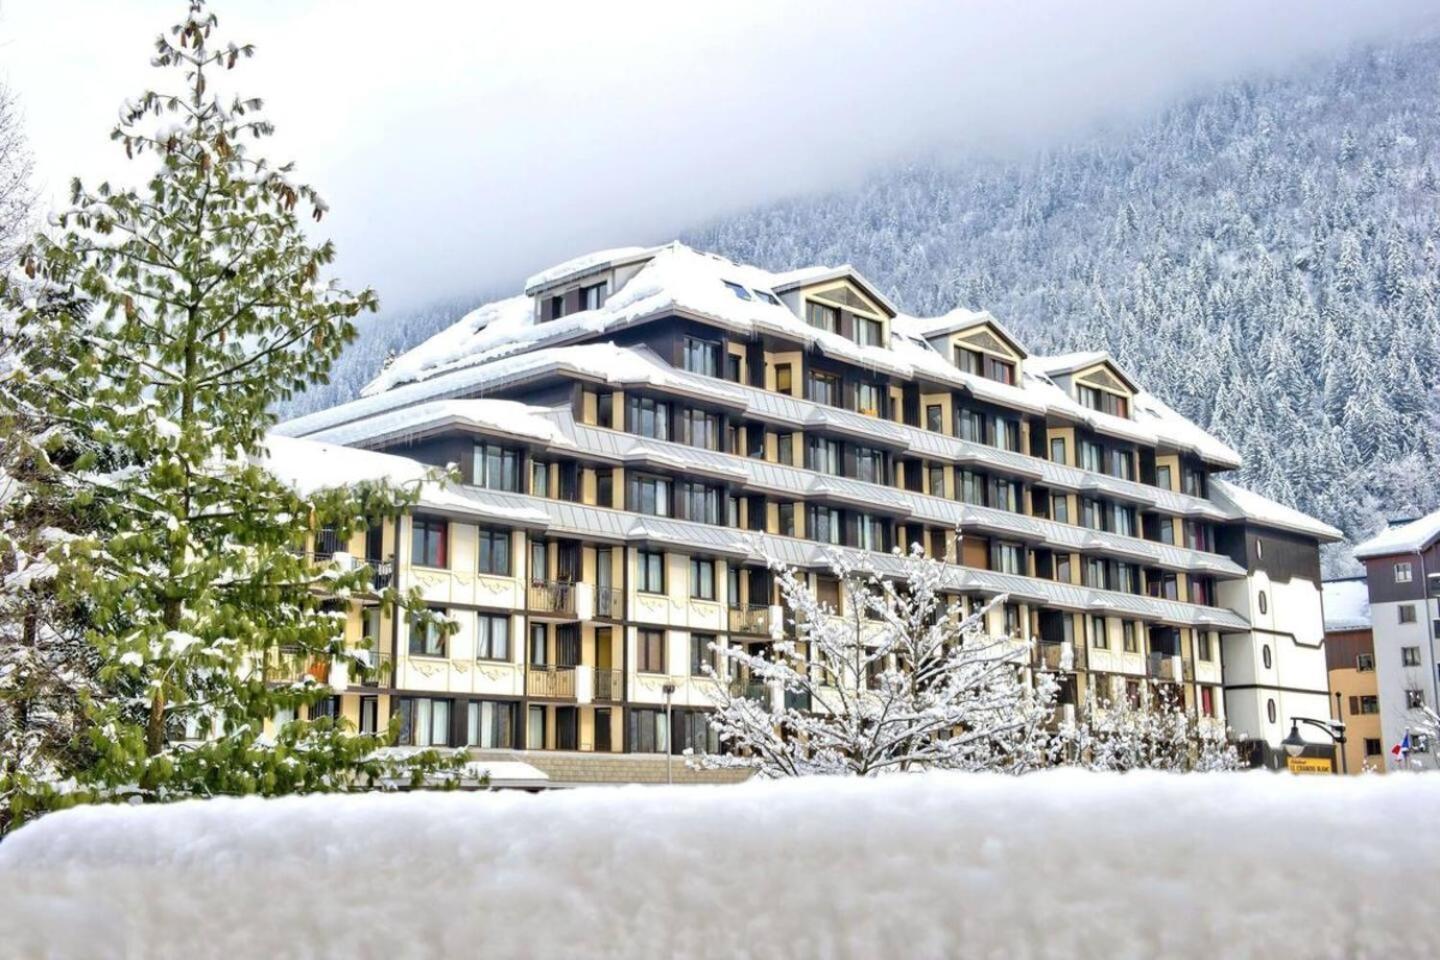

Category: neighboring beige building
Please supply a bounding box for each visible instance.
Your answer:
[1323,577,1382,774]
[270,243,1341,783]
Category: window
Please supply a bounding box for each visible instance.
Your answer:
[723,280,751,301]
[1155,465,1173,490]
[1402,645,1422,667]
[637,550,665,594]
[956,408,985,444]
[1089,615,1108,649]
[808,436,841,475]
[359,696,379,735]
[683,336,721,377]
[690,559,716,600]
[1365,738,1383,757]
[678,709,719,755]
[1197,631,1214,661]
[1357,695,1379,715]
[928,464,946,497]
[1050,437,1066,464]
[677,481,721,524]
[1399,605,1417,624]
[1003,603,1023,638]
[628,396,670,440]
[1158,518,1175,545]
[548,294,564,321]
[473,442,520,491]
[580,281,606,310]
[1200,686,1215,718]
[815,576,841,611]
[1054,555,1072,584]
[957,469,985,506]
[1254,539,1264,560]
[679,409,720,450]
[476,529,510,576]
[466,700,517,748]
[808,505,841,545]
[856,515,887,552]
[725,353,742,382]
[993,542,1023,575]
[629,707,669,753]
[806,301,838,333]
[994,418,1020,451]
[628,473,671,517]
[638,629,666,673]
[778,503,796,537]
[1111,504,1137,538]
[1182,467,1205,498]
[775,363,793,394]
[1262,644,1272,669]
[527,705,546,749]
[475,614,511,660]
[985,356,1015,385]
[1407,689,1426,709]
[856,382,882,416]
[596,392,614,428]
[1258,591,1268,615]
[530,461,550,498]
[855,316,884,348]
[1079,498,1102,531]
[1108,449,1133,481]
[755,289,780,305]
[855,447,885,485]
[989,477,1019,513]
[1190,576,1213,607]
[1266,699,1277,724]
[596,469,614,508]
[690,633,717,675]
[1122,621,1138,653]
[409,610,447,657]
[1083,556,1107,589]
[776,432,795,466]
[954,346,983,375]
[411,516,448,568]
[1079,440,1103,474]
[1113,563,1138,595]
[528,624,547,666]
[1078,385,1128,418]
[1395,561,1414,584]
[807,370,841,406]
[1050,494,1070,524]
[1356,652,1375,671]
[396,697,451,747]
[926,404,943,432]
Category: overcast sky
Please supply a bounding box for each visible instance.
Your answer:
[3,1,1438,311]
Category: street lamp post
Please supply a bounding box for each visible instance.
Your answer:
[1283,716,1347,774]
[662,682,677,785]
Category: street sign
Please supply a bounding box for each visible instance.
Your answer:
[1286,756,1334,775]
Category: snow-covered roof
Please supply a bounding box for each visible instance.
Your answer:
[891,308,1030,358]
[259,435,551,525]
[523,245,656,294]
[1354,508,1440,559]
[1322,578,1371,632]
[769,264,899,316]
[1027,351,1142,393]
[1208,479,1343,542]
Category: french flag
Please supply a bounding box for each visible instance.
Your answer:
[1392,732,1412,764]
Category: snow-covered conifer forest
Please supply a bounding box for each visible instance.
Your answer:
[294,38,1440,574]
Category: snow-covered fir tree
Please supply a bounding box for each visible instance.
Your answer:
[0,1,458,832]
[696,545,1057,777]
[1049,687,1242,773]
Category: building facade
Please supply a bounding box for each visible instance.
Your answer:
[1353,512,1440,770]
[275,243,1341,782]
[1322,577,1382,773]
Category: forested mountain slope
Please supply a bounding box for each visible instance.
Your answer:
[688,40,1440,571]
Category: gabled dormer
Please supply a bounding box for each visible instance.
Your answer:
[523,246,659,323]
[916,312,1028,386]
[1033,353,1140,419]
[774,270,897,350]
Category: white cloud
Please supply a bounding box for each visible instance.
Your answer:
[3,0,1436,309]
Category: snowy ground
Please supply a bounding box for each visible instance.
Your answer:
[1,771,1435,959]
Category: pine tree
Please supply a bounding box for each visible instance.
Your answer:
[1,0,458,830]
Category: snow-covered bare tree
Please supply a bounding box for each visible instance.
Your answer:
[0,0,458,832]
[1050,686,1241,772]
[696,545,1056,777]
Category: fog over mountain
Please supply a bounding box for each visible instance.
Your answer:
[283,36,1440,571]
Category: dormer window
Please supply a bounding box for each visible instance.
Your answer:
[807,302,838,334]
[854,316,884,348]
[580,281,606,311]
[954,345,1014,384]
[1078,384,1128,417]
[723,280,751,301]
[548,294,564,321]
[755,289,780,305]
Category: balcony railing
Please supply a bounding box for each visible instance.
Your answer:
[1034,641,1080,673]
[264,648,329,684]
[526,664,577,699]
[368,559,394,592]
[596,585,623,620]
[729,678,770,704]
[784,688,812,712]
[594,668,622,702]
[357,651,393,688]
[527,580,577,617]
[1146,652,1192,683]
[728,603,773,636]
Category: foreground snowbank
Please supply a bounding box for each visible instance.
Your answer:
[1,771,1435,959]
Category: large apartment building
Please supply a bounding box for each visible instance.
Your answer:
[274,242,1342,781]
[1353,511,1440,770]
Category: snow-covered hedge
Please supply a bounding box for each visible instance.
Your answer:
[1,771,1435,959]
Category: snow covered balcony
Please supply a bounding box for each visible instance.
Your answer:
[525,580,593,621]
[727,601,782,637]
